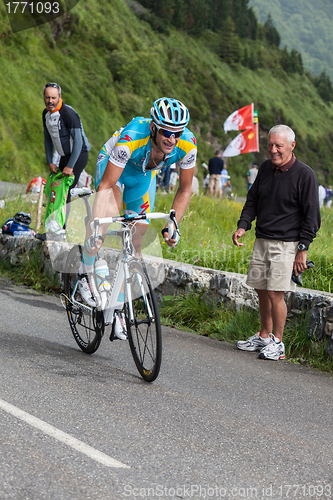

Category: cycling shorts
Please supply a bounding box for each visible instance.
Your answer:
[95,147,157,222]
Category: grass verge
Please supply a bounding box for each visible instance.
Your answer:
[160,291,333,374]
[0,250,60,293]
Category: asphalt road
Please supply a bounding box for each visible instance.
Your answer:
[0,182,26,200]
[0,278,332,500]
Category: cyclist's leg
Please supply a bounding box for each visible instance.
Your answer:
[78,153,122,304]
[122,169,157,256]
[84,150,122,253]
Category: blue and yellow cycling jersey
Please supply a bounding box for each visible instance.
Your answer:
[95,117,197,217]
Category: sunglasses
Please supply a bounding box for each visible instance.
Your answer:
[155,123,183,139]
[44,82,61,93]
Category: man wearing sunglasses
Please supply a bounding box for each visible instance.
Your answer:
[42,82,91,229]
[78,97,197,308]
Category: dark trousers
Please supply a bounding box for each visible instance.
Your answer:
[59,150,89,227]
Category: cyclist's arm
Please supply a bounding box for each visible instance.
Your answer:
[163,167,194,247]
[92,160,123,219]
[82,160,123,254]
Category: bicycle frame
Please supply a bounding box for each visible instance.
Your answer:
[102,213,177,321]
[70,187,180,323]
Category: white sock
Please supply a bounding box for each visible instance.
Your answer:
[78,262,93,275]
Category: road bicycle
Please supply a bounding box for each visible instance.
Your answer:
[61,187,180,382]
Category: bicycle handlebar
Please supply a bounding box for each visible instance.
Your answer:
[70,187,93,198]
[90,210,181,242]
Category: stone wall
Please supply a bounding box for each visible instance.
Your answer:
[1,234,332,357]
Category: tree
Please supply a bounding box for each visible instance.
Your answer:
[280,47,303,75]
[264,13,280,47]
[219,17,242,65]
[315,70,333,103]
[232,0,252,38]
[206,0,231,33]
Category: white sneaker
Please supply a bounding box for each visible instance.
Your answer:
[114,310,127,340]
[236,331,271,352]
[78,273,97,307]
[259,335,285,360]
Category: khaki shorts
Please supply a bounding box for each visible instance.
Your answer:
[246,239,298,291]
[208,174,221,191]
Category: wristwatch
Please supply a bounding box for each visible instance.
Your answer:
[298,243,308,251]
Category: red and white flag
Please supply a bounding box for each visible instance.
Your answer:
[222,123,259,157]
[223,103,254,133]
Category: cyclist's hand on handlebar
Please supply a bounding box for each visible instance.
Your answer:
[162,227,180,248]
[84,234,104,254]
[232,228,246,247]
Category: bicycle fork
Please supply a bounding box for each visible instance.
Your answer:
[125,265,154,324]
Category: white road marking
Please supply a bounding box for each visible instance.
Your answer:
[0,398,130,469]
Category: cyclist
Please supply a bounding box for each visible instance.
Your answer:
[78,97,197,337]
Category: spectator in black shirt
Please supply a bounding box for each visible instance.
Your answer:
[208,150,224,198]
[232,125,320,361]
[42,82,91,229]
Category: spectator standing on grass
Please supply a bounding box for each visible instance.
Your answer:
[232,125,320,361]
[223,179,232,198]
[221,166,229,194]
[42,82,91,227]
[247,163,258,191]
[203,173,210,194]
[318,185,326,207]
[208,150,224,198]
[169,162,179,193]
[324,186,333,208]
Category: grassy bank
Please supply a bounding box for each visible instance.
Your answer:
[153,191,333,293]
[1,0,333,194]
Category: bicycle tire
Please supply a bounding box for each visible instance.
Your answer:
[63,245,104,354]
[124,261,162,382]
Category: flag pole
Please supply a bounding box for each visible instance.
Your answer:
[253,109,258,166]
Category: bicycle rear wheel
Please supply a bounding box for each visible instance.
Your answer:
[63,245,104,354]
[124,261,162,382]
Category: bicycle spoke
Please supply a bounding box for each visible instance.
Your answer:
[125,261,162,382]
[64,245,104,354]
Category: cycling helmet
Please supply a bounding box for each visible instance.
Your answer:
[13,212,32,227]
[150,97,190,130]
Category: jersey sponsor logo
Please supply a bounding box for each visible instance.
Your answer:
[97,152,107,164]
[50,190,56,203]
[120,134,132,142]
[140,201,150,213]
[117,150,129,161]
[191,136,196,145]
[183,153,196,165]
[50,180,62,188]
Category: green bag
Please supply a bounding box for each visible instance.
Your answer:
[44,171,75,232]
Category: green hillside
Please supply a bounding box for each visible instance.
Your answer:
[249,0,333,81]
[1,0,333,195]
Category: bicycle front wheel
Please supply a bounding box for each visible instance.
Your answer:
[125,261,162,382]
[63,245,104,354]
